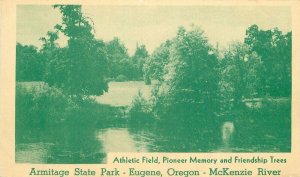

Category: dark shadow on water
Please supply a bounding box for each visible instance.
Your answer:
[16,125,106,164]
[16,99,291,164]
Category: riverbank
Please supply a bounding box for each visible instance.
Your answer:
[16,81,291,163]
[16,83,129,163]
[16,83,126,141]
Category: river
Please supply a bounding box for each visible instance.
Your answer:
[15,81,290,163]
[16,127,154,163]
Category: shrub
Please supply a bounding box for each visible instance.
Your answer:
[16,83,77,129]
[127,91,153,123]
[115,74,128,82]
[16,82,123,141]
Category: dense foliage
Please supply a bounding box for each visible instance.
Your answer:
[144,40,172,82]
[16,43,44,81]
[16,5,291,156]
[218,42,263,114]
[17,18,291,122]
[105,38,148,81]
[152,27,219,121]
[49,5,109,96]
[17,5,149,91]
[245,25,291,97]
[132,44,149,80]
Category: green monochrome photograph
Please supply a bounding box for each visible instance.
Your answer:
[15,5,291,164]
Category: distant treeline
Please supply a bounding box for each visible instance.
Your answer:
[17,38,148,82]
[16,5,291,100]
[17,6,148,98]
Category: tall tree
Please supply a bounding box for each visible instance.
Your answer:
[105,37,133,80]
[219,42,262,113]
[153,26,219,123]
[244,25,291,97]
[143,40,172,83]
[132,44,149,80]
[46,5,109,96]
[39,31,67,87]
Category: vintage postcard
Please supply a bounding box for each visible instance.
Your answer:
[1,0,300,177]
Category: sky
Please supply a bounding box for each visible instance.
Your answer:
[17,5,291,55]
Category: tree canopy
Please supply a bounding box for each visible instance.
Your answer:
[42,5,109,96]
[219,42,263,114]
[244,24,291,97]
[143,40,172,82]
[16,7,292,104]
[16,43,44,81]
[152,26,219,123]
[132,44,149,80]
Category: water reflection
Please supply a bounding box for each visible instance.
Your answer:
[16,126,105,164]
[16,127,154,164]
[16,123,289,164]
[96,128,149,152]
[16,143,54,163]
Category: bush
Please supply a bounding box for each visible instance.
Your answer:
[16,82,123,139]
[144,74,151,85]
[128,91,153,123]
[16,83,76,127]
[115,74,128,82]
[232,98,291,151]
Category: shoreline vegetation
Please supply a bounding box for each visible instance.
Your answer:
[16,80,291,154]
[16,5,291,163]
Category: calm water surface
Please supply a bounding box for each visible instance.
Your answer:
[16,81,290,163]
[16,125,287,163]
[15,127,206,163]
[16,127,155,163]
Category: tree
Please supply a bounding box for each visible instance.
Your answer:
[244,25,291,97]
[153,26,219,123]
[219,42,262,113]
[143,40,172,83]
[39,31,67,87]
[105,37,133,80]
[131,44,149,80]
[44,5,109,96]
[16,43,43,81]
